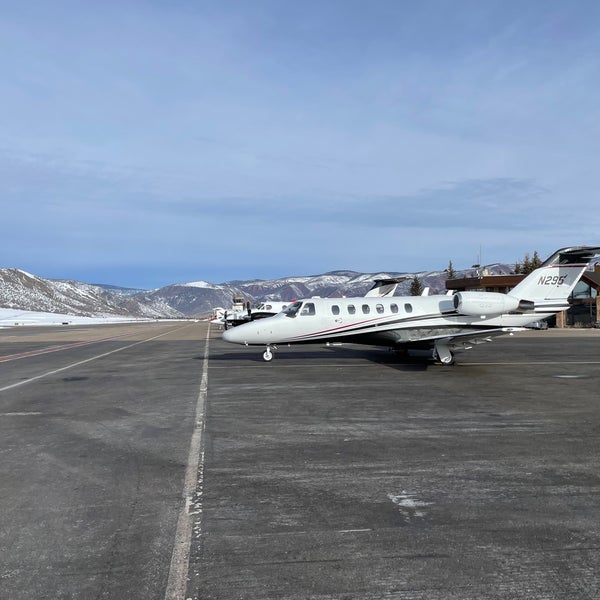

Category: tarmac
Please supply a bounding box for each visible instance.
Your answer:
[1,321,599,599]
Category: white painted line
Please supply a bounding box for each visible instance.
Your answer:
[164,324,210,600]
[0,324,192,394]
[0,331,143,363]
[337,528,372,533]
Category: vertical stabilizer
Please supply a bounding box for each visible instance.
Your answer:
[365,278,406,297]
[509,246,600,309]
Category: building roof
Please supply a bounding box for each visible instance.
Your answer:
[445,274,525,291]
[582,269,600,288]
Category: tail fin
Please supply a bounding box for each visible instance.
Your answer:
[509,246,600,311]
[364,278,405,297]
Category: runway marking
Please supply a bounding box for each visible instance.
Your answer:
[0,330,159,363]
[0,324,192,393]
[164,324,210,600]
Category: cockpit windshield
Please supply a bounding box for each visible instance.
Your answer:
[283,301,303,317]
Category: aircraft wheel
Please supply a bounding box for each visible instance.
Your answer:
[434,344,455,365]
[263,349,273,362]
[439,352,456,367]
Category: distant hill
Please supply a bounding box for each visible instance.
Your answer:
[0,269,180,318]
[91,283,145,295]
[0,264,516,319]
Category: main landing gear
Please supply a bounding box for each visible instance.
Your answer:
[262,344,277,362]
[434,342,455,365]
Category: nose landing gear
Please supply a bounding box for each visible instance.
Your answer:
[262,344,277,362]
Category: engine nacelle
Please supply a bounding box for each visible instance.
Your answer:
[453,292,521,317]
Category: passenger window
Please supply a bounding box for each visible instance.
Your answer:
[362,304,370,314]
[301,302,316,316]
[390,303,399,313]
[332,305,340,315]
[404,303,413,313]
[376,304,384,314]
[347,304,356,315]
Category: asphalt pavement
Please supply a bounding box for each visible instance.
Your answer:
[1,323,599,599]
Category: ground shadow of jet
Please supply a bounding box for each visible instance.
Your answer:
[204,345,431,372]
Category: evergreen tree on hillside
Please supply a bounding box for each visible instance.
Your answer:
[446,260,456,279]
[514,251,541,275]
[410,275,424,296]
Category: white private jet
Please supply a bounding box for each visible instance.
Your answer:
[223,246,600,364]
[215,301,290,328]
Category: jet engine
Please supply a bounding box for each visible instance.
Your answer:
[453,291,521,317]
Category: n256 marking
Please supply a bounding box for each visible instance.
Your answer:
[538,274,568,285]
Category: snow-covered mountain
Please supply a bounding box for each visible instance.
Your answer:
[0,269,181,318]
[0,264,516,319]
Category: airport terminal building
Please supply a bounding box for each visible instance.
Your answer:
[446,264,600,328]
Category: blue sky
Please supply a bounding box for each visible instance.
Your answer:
[2,1,599,288]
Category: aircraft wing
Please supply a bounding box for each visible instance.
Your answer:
[425,327,528,351]
[388,327,528,363]
[385,326,529,364]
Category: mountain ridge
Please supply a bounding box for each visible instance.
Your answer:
[0,264,516,319]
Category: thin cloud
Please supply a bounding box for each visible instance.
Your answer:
[1,1,599,287]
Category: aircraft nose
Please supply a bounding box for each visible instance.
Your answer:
[222,319,269,345]
[222,327,243,343]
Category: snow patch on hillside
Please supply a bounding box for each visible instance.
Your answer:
[181,281,220,289]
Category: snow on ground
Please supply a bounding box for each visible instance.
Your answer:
[0,308,152,328]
